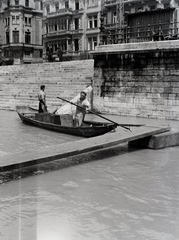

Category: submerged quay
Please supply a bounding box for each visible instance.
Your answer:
[0,109,179,184]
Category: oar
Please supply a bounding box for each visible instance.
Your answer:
[57,96,131,132]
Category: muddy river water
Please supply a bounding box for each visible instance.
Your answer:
[0,110,179,240]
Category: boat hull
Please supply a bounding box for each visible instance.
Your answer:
[16,106,117,138]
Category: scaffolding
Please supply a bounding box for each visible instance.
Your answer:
[116,0,124,42]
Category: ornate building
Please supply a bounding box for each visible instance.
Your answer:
[0,0,43,64]
[42,0,102,60]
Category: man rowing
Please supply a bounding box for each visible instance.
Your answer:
[74,91,90,126]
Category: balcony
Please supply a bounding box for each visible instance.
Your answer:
[47,8,72,18]
[72,8,84,15]
[104,0,128,7]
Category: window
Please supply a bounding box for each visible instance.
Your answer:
[25,51,31,57]
[12,16,20,24]
[88,15,98,29]
[4,50,10,58]
[87,0,98,7]
[88,37,97,50]
[25,17,31,26]
[15,0,19,5]
[7,0,10,7]
[74,39,79,51]
[6,32,10,44]
[55,3,59,11]
[94,15,97,28]
[12,16,15,24]
[46,5,50,13]
[75,0,79,10]
[40,1,43,10]
[113,12,117,24]
[25,32,31,44]
[25,0,29,7]
[65,1,69,9]
[75,18,79,30]
[13,31,19,43]
[16,16,20,24]
[5,17,10,26]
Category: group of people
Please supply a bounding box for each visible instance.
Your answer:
[38,85,90,126]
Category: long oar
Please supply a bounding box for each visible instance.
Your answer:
[57,96,131,132]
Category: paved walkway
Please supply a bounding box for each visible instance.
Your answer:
[1,109,179,183]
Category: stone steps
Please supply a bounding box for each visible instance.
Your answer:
[0,59,94,110]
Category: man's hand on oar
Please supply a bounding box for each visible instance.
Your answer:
[57,96,132,132]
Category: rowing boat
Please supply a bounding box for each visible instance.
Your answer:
[16,106,117,138]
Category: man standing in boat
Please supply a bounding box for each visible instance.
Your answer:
[38,85,47,113]
[74,91,90,126]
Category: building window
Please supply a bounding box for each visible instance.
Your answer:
[5,17,10,26]
[74,39,79,51]
[12,16,16,24]
[75,0,79,10]
[55,3,59,11]
[6,32,10,44]
[25,51,31,57]
[65,1,69,9]
[25,32,31,44]
[113,12,117,24]
[75,18,79,30]
[15,0,19,5]
[88,37,97,50]
[40,1,43,10]
[25,0,29,7]
[12,16,20,24]
[88,15,98,29]
[87,0,98,7]
[16,16,20,24]
[46,5,50,13]
[25,17,31,26]
[7,0,10,7]
[13,31,19,43]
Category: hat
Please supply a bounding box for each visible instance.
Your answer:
[81,91,87,96]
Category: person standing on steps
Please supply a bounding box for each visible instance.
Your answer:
[38,85,47,113]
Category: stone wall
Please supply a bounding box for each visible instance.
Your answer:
[92,41,179,120]
[0,60,94,111]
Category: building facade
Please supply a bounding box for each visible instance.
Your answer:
[101,0,179,44]
[0,0,43,64]
[42,0,102,60]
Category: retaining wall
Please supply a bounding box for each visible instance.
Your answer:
[92,40,179,120]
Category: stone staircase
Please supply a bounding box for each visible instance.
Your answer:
[0,60,94,111]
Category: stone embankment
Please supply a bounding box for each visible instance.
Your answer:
[0,60,94,110]
[92,40,179,121]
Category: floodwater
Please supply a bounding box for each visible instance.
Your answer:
[0,110,179,240]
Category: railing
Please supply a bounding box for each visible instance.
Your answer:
[47,8,73,17]
[102,21,179,44]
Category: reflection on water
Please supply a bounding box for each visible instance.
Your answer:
[1,145,179,240]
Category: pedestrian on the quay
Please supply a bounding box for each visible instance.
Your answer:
[74,91,90,126]
[38,85,47,113]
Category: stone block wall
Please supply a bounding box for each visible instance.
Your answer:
[0,60,94,110]
[92,42,179,120]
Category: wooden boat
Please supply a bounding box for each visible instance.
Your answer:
[16,106,117,138]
